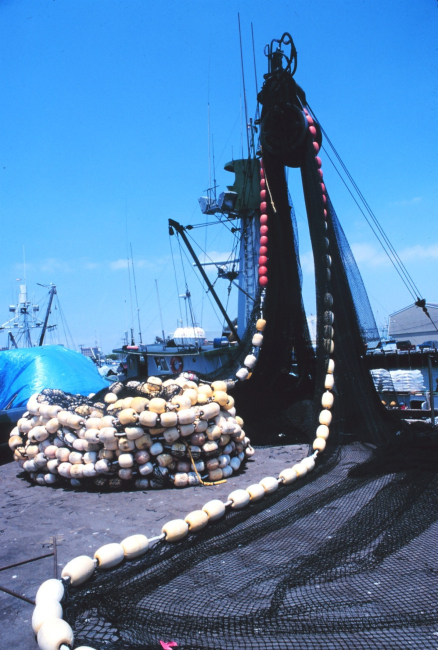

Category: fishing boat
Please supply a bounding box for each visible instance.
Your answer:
[0,282,108,458]
[113,30,435,440]
[29,29,438,650]
[113,154,263,383]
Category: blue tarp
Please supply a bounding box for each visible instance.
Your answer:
[0,346,109,409]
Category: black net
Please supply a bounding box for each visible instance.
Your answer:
[61,40,438,649]
[64,444,438,649]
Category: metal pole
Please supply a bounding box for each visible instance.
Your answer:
[0,585,35,605]
[427,353,435,424]
[39,285,57,346]
[53,536,58,579]
[169,220,241,343]
[0,552,54,572]
[155,280,166,345]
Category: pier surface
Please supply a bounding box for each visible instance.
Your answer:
[0,444,307,650]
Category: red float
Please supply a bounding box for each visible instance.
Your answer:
[260,214,268,225]
[259,255,268,266]
[260,235,268,245]
[259,245,268,255]
[309,126,317,136]
[260,225,268,236]
[258,266,268,276]
[260,168,265,179]
[318,169,323,179]
[259,275,268,287]
[303,108,309,115]
[306,115,314,125]
[323,209,328,218]
[260,201,267,212]
[322,194,327,204]
[260,189,267,200]
[313,142,320,153]
[315,156,322,168]
[260,178,266,189]
[320,183,326,193]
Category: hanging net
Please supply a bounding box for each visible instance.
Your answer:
[59,32,438,649]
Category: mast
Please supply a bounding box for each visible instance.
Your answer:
[39,284,57,346]
[169,219,241,343]
[155,279,166,345]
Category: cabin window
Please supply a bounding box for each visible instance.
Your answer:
[155,357,170,371]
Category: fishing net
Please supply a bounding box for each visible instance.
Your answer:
[60,37,438,649]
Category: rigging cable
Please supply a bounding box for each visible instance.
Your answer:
[175,234,197,330]
[130,244,143,344]
[169,232,185,327]
[322,146,418,301]
[238,13,251,157]
[176,235,224,328]
[251,23,261,124]
[307,104,423,302]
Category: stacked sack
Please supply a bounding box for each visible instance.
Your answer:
[370,369,394,392]
[8,375,254,490]
[389,370,426,393]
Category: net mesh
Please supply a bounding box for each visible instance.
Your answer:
[62,61,438,648]
[65,444,438,649]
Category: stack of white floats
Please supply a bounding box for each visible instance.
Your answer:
[9,376,254,490]
[32,448,320,650]
[29,150,338,650]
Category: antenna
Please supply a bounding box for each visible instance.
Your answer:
[212,135,217,202]
[251,23,260,122]
[23,245,26,286]
[155,279,166,345]
[238,13,250,157]
[125,202,134,339]
[208,102,212,197]
[130,243,143,344]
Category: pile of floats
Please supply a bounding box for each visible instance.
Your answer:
[8,375,254,490]
[27,142,337,648]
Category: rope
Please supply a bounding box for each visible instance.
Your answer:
[184,441,227,486]
[263,162,277,213]
[308,104,423,302]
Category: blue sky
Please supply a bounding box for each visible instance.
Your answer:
[0,0,437,352]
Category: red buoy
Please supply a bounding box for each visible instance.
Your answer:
[260,178,266,189]
[313,142,320,153]
[320,183,326,193]
[323,209,328,218]
[303,108,309,115]
[315,156,322,168]
[318,169,323,180]
[260,189,267,200]
[259,275,268,286]
[260,201,267,212]
[258,266,268,276]
[260,168,265,179]
[306,115,314,125]
[259,245,268,255]
[259,255,268,266]
[322,194,327,204]
[260,214,268,225]
[309,126,317,136]
[260,225,269,235]
[260,235,268,245]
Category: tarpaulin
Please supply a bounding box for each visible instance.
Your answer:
[0,346,108,409]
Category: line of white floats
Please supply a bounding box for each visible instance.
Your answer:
[32,447,320,650]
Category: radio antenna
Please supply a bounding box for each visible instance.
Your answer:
[238,13,250,157]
